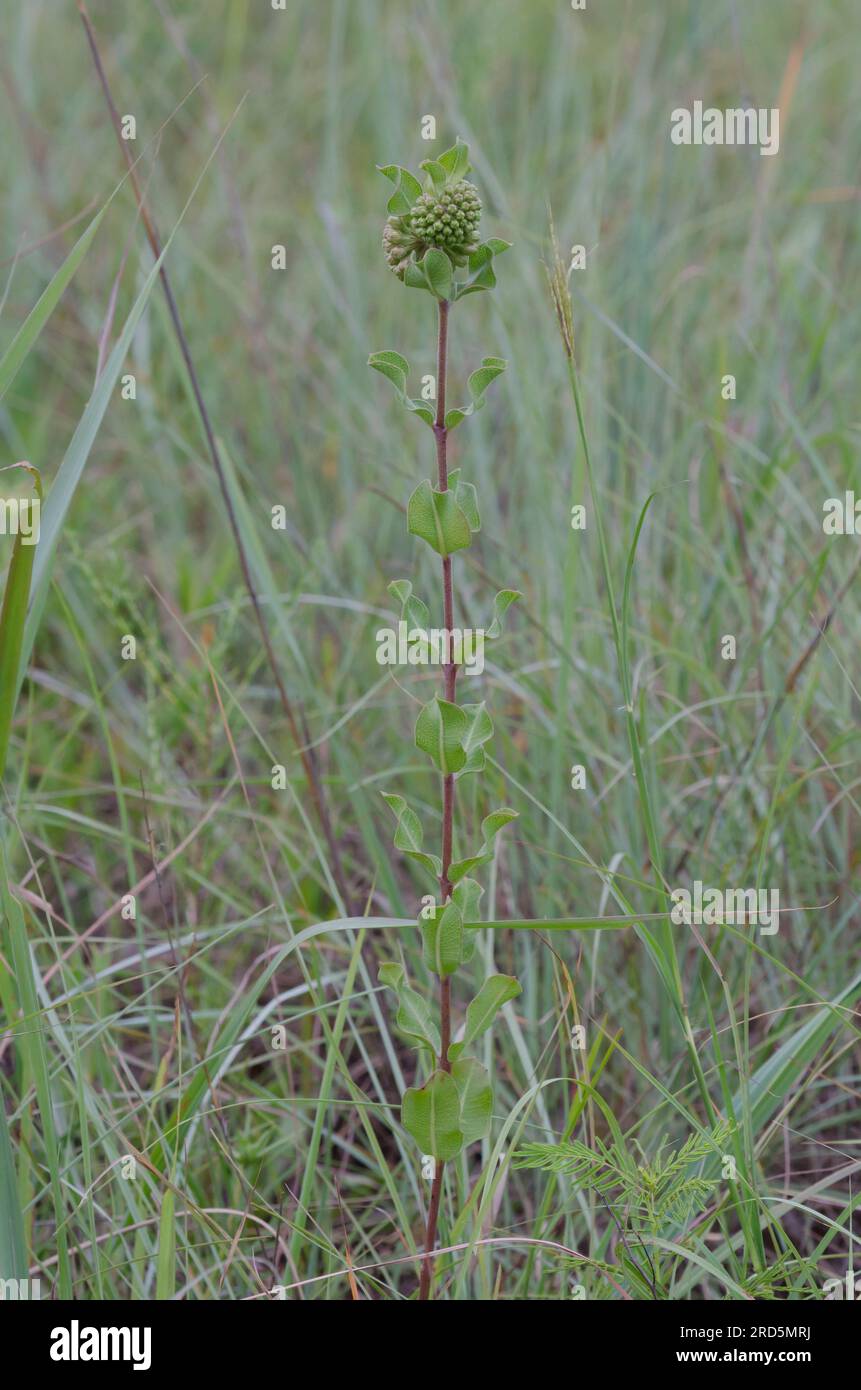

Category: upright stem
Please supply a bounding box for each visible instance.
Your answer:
[419,297,455,1302]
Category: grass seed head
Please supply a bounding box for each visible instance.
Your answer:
[544,210,575,361]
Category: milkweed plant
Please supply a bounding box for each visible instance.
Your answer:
[369,138,521,1299]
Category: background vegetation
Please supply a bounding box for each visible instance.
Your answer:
[0,0,858,1299]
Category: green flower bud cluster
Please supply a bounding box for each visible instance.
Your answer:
[382,178,482,279]
[409,180,482,262]
[382,214,422,279]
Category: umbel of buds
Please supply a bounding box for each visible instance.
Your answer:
[377,139,507,295]
[382,214,421,279]
[384,179,482,278]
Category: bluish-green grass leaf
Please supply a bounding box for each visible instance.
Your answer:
[0,465,40,779]
[0,209,105,401]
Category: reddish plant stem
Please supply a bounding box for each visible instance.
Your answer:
[419,297,457,1302]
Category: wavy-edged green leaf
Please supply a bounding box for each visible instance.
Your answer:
[402,1069,464,1159]
[452,878,482,962]
[421,247,453,301]
[367,350,435,426]
[446,357,507,429]
[378,962,441,1056]
[449,807,518,883]
[419,159,448,194]
[377,163,422,215]
[437,138,470,181]
[486,588,521,639]
[381,791,441,877]
[403,261,430,292]
[452,876,483,922]
[407,479,472,557]
[446,469,481,532]
[422,898,463,977]
[454,240,511,299]
[387,579,431,661]
[415,695,468,774]
[456,701,493,777]
[388,579,430,632]
[451,1057,493,1143]
[378,962,406,991]
[449,975,521,1062]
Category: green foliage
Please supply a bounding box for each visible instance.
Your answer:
[449,808,518,880]
[450,1058,493,1143]
[446,470,481,533]
[388,579,431,632]
[486,589,521,639]
[415,695,470,774]
[445,357,507,429]
[381,791,441,878]
[448,975,521,1061]
[402,1070,464,1160]
[454,702,493,777]
[454,239,511,299]
[407,478,473,556]
[421,898,463,976]
[367,350,435,427]
[377,163,423,215]
[515,1120,736,1294]
[437,136,470,181]
[378,962,442,1055]
[421,248,454,301]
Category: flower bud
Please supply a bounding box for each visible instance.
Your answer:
[381,178,482,278]
[409,180,482,264]
[382,214,421,279]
